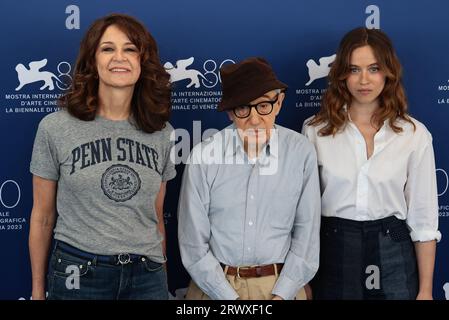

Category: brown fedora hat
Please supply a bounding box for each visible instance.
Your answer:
[217,57,288,112]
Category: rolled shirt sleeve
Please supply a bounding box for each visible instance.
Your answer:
[404,135,442,242]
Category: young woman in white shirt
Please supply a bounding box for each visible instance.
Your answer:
[303,27,441,300]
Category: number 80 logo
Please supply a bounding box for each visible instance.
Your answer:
[0,180,21,209]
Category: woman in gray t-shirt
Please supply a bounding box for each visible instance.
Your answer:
[29,13,175,300]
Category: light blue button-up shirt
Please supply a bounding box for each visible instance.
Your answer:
[178,123,321,300]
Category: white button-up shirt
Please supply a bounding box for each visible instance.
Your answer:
[303,115,441,243]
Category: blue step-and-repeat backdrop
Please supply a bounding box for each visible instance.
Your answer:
[0,0,448,300]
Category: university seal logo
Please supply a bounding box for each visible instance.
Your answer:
[101,165,141,202]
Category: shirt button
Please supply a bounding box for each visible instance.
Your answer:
[248,221,253,226]
[247,247,251,251]
[250,195,254,200]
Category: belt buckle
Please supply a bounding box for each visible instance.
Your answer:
[236,266,241,278]
[117,253,131,265]
[236,266,251,278]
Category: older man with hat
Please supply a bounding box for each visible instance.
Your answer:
[178,57,321,300]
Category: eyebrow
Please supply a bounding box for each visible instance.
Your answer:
[349,63,379,67]
[99,41,136,46]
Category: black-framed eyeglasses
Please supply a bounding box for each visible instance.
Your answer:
[232,93,280,119]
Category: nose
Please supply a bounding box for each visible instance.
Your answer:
[113,49,127,62]
[359,70,370,84]
[247,107,262,125]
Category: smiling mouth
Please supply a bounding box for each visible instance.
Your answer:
[109,68,130,72]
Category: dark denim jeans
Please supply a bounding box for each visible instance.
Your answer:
[47,243,168,300]
[312,216,418,300]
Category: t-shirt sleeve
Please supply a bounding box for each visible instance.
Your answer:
[161,123,176,182]
[29,120,59,181]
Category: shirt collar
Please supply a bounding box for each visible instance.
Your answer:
[344,104,389,128]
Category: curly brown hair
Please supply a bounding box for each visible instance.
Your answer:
[308,27,415,136]
[59,13,171,133]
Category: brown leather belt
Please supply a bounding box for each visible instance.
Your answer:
[221,263,283,278]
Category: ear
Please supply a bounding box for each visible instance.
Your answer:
[227,111,234,122]
[275,92,286,115]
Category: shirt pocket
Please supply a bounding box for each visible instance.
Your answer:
[51,252,92,279]
[269,192,299,231]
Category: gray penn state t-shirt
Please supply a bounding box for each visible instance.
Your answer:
[30,110,176,263]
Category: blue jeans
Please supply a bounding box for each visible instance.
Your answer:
[47,242,168,300]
